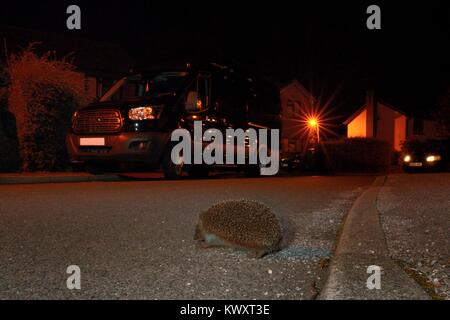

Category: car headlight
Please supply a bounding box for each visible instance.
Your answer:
[128,106,157,120]
[426,155,441,162]
[403,155,411,162]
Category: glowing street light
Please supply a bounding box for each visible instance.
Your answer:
[307,117,320,142]
[308,118,318,128]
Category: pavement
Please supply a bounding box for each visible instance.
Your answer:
[378,173,450,299]
[0,172,124,184]
[0,171,380,185]
[0,175,373,299]
[319,176,430,300]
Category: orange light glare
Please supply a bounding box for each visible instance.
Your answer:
[308,118,318,127]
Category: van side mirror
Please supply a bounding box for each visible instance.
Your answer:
[214,102,220,113]
[185,91,199,112]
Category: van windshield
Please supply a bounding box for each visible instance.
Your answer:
[100,72,190,102]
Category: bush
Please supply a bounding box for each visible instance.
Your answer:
[7,47,86,171]
[319,138,392,173]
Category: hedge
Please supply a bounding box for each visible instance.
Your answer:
[7,47,86,171]
[319,138,392,173]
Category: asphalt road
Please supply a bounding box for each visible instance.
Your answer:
[0,175,374,299]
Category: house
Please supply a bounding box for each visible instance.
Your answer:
[279,80,318,154]
[0,25,133,102]
[344,90,439,151]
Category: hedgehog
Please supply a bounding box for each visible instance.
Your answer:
[194,200,283,258]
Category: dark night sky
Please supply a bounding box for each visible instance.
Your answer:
[1,1,449,118]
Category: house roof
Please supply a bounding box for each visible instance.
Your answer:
[281,79,310,95]
[343,88,440,126]
[0,25,133,77]
[280,79,317,103]
[343,100,431,125]
[343,104,368,125]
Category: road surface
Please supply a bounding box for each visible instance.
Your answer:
[0,175,374,299]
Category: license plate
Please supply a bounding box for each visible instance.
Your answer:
[79,137,105,146]
[409,162,422,167]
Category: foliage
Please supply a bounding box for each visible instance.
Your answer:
[7,46,86,171]
[319,137,392,173]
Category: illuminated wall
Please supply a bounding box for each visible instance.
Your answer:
[372,103,407,151]
[394,116,407,151]
[377,104,395,147]
[347,109,367,138]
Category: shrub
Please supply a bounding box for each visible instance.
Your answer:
[7,46,86,171]
[319,138,392,173]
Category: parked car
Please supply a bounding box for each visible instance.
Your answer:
[280,153,302,171]
[401,139,449,172]
[67,63,281,179]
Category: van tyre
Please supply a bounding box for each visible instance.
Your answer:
[189,165,210,179]
[244,164,262,177]
[162,143,185,179]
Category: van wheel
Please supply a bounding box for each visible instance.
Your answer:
[244,164,262,177]
[189,165,210,179]
[162,144,185,179]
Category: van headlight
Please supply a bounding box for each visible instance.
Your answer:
[426,155,441,162]
[403,155,411,162]
[128,106,157,120]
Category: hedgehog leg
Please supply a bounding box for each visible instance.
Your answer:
[197,239,220,249]
[247,249,268,259]
[198,241,212,249]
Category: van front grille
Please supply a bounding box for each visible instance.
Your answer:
[73,109,122,134]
